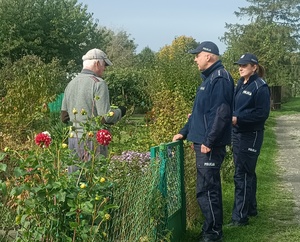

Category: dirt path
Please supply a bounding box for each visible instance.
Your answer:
[275,114,300,223]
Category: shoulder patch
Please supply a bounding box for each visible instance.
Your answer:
[90,76,100,82]
[254,78,267,89]
[210,68,231,83]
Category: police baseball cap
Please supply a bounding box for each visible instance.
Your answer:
[234,53,258,65]
[188,41,219,56]
[82,48,113,66]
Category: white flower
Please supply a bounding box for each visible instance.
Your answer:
[42,131,51,137]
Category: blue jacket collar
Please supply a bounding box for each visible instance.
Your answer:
[240,73,259,84]
[201,60,224,79]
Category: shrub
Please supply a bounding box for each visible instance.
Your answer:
[151,36,199,103]
[105,68,152,112]
[148,89,191,144]
[0,55,68,147]
[0,113,117,241]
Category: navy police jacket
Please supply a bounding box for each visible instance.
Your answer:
[233,73,270,132]
[179,60,234,148]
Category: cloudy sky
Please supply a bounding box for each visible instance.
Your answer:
[78,0,250,53]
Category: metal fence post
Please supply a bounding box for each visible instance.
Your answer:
[150,140,186,242]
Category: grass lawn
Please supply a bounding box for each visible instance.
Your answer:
[182,97,300,242]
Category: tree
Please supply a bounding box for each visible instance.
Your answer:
[221,0,300,88]
[103,28,137,68]
[134,47,156,69]
[235,0,300,41]
[222,20,299,86]
[153,36,199,103]
[0,0,104,68]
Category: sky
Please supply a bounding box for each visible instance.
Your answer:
[78,0,250,54]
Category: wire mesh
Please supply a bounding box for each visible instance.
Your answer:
[107,161,166,242]
[165,145,182,218]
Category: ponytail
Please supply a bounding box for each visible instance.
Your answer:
[257,64,265,78]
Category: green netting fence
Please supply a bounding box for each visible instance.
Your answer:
[151,141,186,242]
[108,140,186,242]
[48,93,64,112]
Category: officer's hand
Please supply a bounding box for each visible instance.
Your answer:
[172,134,183,142]
[201,144,211,153]
[232,116,237,125]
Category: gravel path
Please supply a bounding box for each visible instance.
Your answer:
[275,114,300,223]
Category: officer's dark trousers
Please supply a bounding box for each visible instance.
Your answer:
[231,130,264,223]
[194,144,226,236]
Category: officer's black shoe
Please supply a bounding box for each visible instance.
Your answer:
[199,234,223,242]
[227,220,249,227]
[248,211,258,217]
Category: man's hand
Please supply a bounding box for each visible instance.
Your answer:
[119,106,126,117]
[61,110,70,123]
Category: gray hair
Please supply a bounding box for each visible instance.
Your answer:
[83,59,105,69]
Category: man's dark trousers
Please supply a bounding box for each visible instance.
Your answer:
[194,144,226,237]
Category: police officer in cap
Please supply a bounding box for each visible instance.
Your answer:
[229,53,270,226]
[173,41,234,242]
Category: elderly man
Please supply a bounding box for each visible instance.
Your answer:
[61,48,126,172]
[173,41,234,242]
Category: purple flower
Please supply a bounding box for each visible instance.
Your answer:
[111,151,150,169]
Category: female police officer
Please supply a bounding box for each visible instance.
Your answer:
[230,53,270,226]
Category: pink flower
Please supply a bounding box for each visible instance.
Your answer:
[96,129,112,146]
[35,131,52,148]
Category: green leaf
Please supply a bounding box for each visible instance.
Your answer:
[10,186,23,196]
[21,214,28,224]
[103,204,119,210]
[13,167,25,177]
[0,162,7,172]
[67,200,75,208]
[81,201,93,214]
[69,222,79,229]
[66,211,76,217]
[0,182,7,194]
[56,191,66,203]
[0,152,6,162]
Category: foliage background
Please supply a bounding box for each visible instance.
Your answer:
[1,0,300,240]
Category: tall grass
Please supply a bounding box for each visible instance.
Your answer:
[183,97,300,242]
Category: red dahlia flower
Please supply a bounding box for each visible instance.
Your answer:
[35,131,52,148]
[96,129,112,146]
